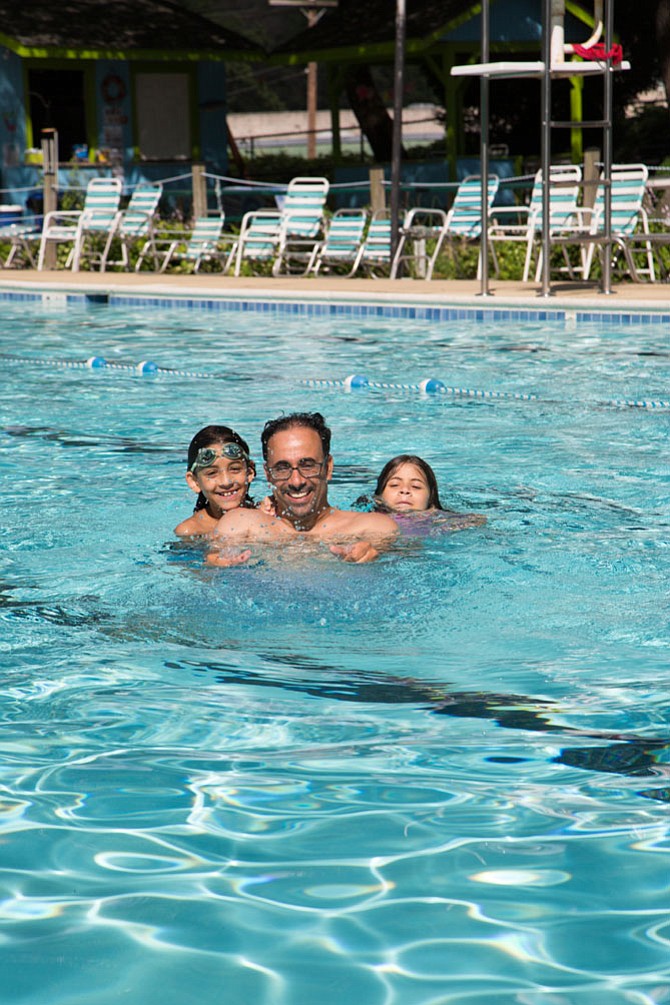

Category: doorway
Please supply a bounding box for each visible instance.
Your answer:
[28,69,88,161]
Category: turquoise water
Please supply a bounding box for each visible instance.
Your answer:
[1,300,670,1004]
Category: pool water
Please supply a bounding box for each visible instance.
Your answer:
[1,300,670,1004]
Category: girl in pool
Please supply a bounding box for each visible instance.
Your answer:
[358,454,485,530]
[174,425,256,537]
[374,454,444,513]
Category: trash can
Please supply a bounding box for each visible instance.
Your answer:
[0,205,23,227]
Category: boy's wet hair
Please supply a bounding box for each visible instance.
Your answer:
[187,425,255,512]
[261,412,331,461]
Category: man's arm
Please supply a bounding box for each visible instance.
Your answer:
[205,548,253,567]
[329,541,381,563]
[328,510,398,563]
[205,508,269,567]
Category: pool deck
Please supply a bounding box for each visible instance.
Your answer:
[0,269,669,312]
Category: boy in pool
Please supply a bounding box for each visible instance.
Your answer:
[174,425,256,537]
[359,454,486,530]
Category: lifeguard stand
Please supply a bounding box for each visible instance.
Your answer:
[451,0,629,296]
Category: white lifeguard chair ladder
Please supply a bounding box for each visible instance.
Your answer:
[451,0,630,297]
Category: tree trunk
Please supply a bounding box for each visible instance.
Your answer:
[345,64,402,162]
[657,0,670,100]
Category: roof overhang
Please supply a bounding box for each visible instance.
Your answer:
[0,0,264,63]
[268,0,601,66]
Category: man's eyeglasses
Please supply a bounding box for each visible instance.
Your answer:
[266,458,327,482]
[189,442,248,472]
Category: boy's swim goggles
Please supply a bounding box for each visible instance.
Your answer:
[189,442,248,471]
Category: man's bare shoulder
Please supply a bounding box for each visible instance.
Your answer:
[327,508,398,539]
[351,509,399,536]
[212,507,286,540]
[212,507,264,532]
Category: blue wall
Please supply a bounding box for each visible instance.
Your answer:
[198,61,228,174]
[0,49,29,207]
[446,0,587,43]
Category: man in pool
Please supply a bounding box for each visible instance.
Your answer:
[206,412,398,566]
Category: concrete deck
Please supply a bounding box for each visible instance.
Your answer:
[0,269,669,311]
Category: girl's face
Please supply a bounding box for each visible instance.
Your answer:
[379,462,431,512]
[186,445,254,517]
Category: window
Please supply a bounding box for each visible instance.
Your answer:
[135,72,191,160]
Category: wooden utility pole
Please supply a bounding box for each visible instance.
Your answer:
[40,128,58,270]
[268,1,338,158]
[306,8,318,159]
[390,0,406,265]
[192,163,207,220]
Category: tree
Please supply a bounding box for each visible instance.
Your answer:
[345,65,400,163]
[611,1,669,162]
[655,0,670,99]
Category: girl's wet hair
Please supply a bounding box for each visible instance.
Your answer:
[373,454,444,511]
[187,425,255,512]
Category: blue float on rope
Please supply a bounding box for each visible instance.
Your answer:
[419,378,446,394]
[343,374,370,390]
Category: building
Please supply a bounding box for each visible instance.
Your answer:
[0,0,260,206]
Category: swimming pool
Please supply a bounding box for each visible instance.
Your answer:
[1,294,669,1004]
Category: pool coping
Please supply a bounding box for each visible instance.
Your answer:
[0,272,669,323]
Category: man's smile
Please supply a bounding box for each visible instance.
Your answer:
[282,484,315,506]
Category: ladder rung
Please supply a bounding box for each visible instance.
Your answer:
[550,119,609,128]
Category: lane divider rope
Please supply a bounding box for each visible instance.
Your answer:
[0,354,212,378]
[299,374,670,410]
[2,355,669,410]
[303,374,537,401]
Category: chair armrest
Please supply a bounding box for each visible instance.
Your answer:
[489,205,531,221]
[549,207,594,234]
[42,210,83,229]
[488,206,532,236]
[403,207,448,229]
[240,209,282,230]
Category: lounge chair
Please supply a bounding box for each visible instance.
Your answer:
[617,224,669,283]
[100,183,163,272]
[355,211,396,277]
[233,176,329,276]
[305,209,368,277]
[272,176,330,275]
[446,174,499,239]
[151,216,234,274]
[550,163,655,282]
[0,216,41,269]
[364,181,498,280]
[410,174,499,279]
[37,176,123,271]
[232,208,284,276]
[487,166,582,282]
[390,207,448,280]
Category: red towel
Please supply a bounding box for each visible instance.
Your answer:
[571,43,624,64]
